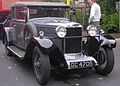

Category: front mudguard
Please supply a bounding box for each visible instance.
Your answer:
[25,36,54,59]
[84,36,100,56]
[84,35,116,56]
[100,35,116,48]
[25,36,68,70]
[32,37,53,53]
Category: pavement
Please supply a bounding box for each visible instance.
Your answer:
[0,40,120,86]
[116,38,120,41]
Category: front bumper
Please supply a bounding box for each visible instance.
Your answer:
[64,53,98,69]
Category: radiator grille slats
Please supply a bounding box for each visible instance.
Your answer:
[65,27,82,53]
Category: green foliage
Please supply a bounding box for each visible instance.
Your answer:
[75,10,84,25]
[97,0,119,33]
[101,12,119,32]
[75,9,89,28]
[97,0,119,15]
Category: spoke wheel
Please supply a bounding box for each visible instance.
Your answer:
[97,48,107,69]
[33,46,50,85]
[95,47,114,76]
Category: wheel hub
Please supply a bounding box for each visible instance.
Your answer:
[96,48,107,70]
[99,52,106,65]
[34,61,41,67]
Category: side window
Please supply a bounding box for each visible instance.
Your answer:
[12,7,27,20]
[16,7,26,20]
[29,8,44,18]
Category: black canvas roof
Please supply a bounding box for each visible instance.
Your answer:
[11,2,70,8]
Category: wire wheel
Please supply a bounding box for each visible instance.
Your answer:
[95,47,114,76]
[33,46,50,85]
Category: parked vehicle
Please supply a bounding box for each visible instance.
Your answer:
[2,2,116,85]
[0,10,10,39]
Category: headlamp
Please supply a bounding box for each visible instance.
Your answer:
[56,26,67,38]
[87,25,97,36]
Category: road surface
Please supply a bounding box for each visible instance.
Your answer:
[0,40,120,86]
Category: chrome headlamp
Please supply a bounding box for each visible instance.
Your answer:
[56,26,67,38]
[87,25,97,36]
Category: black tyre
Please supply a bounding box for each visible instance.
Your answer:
[33,46,50,85]
[4,34,12,56]
[95,47,114,76]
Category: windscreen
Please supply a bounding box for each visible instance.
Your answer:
[29,7,69,19]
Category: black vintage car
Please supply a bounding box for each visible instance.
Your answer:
[2,2,116,85]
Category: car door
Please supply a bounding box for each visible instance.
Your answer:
[12,6,27,50]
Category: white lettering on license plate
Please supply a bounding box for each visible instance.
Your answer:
[70,61,93,69]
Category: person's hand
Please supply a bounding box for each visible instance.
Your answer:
[88,18,91,24]
[88,16,94,24]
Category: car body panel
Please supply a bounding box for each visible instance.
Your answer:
[100,35,116,48]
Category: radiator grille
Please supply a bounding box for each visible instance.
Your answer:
[65,27,82,53]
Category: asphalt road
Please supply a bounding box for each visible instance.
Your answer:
[0,40,120,86]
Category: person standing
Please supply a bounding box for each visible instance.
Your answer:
[87,0,101,33]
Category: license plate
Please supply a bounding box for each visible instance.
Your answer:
[70,61,93,69]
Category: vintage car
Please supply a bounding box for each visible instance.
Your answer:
[2,2,116,85]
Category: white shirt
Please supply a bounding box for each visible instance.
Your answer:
[89,3,101,22]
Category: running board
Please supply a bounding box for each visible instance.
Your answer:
[7,46,25,60]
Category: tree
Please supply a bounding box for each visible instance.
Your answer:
[97,0,119,32]
[97,0,119,14]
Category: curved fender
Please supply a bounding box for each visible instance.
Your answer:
[32,37,53,53]
[100,36,116,48]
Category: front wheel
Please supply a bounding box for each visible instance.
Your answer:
[94,47,114,76]
[32,46,50,85]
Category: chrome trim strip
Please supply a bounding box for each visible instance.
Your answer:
[64,53,82,56]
